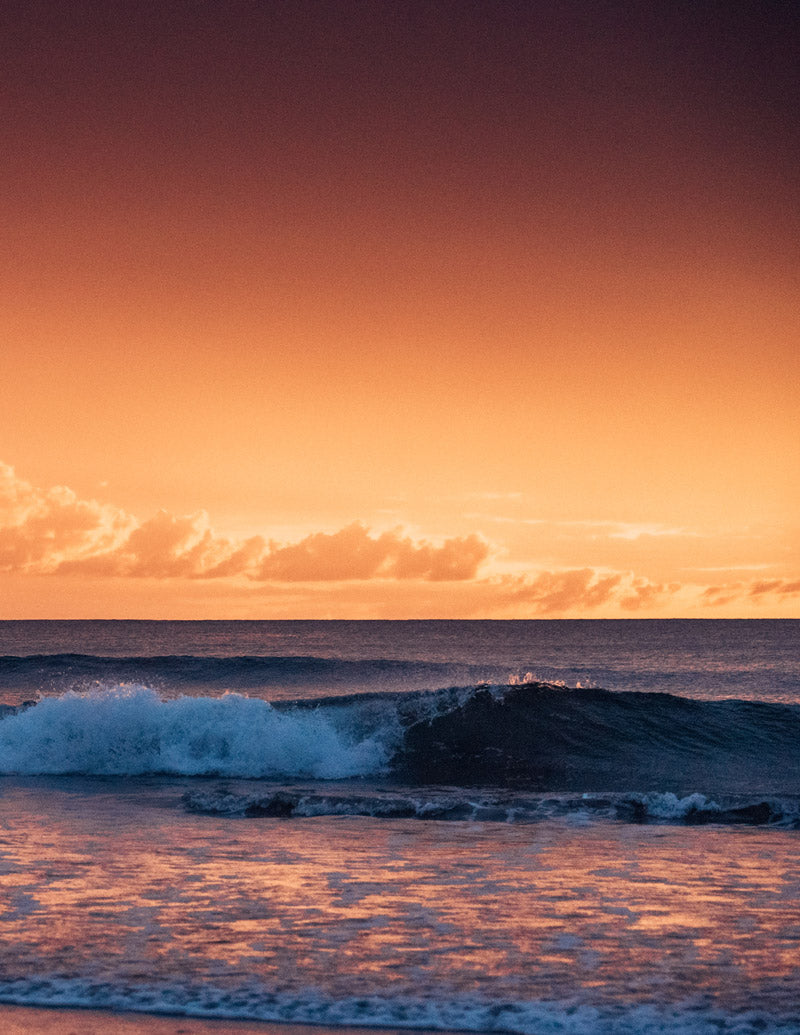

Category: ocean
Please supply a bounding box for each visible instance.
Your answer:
[0,619,798,1034]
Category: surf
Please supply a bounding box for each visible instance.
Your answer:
[2,681,800,798]
[0,686,391,779]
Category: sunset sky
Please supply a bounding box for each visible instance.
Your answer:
[1,0,798,618]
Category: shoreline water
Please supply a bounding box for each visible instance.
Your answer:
[1,621,797,1035]
[0,1004,467,1035]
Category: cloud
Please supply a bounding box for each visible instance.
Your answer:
[481,568,681,616]
[0,464,487,582]
[69,519,488,583]
[701,577,800,608]
[2,462,796,616]
[463,515,698,541]
[0,462,133,573]
[619,576,680,611]
[700,584,740,608]
[58,510,234,579]
[748,578,800,598]
[253,523,488,582]
[488,569,622,613]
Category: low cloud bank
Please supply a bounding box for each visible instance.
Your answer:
[0,464,487,582]
[2,463,796,613]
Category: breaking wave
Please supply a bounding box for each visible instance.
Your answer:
[0,687,391,779]
[2,681,800,800]
[182,785,800,828]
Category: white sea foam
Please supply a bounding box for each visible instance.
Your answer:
[0,686,390,778]
[0,978,797,1034]
[634,791,720,819]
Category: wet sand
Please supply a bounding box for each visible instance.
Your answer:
[0,1005,452,1035]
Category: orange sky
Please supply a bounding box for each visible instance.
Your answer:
[1,1,798,618]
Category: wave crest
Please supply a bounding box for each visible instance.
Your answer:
[0,686,391,778]
[3,681,800,795]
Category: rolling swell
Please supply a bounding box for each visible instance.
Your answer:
[0,653,498,703]
[394,683,800,795]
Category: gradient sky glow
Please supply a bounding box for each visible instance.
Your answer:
[1,0,798,618]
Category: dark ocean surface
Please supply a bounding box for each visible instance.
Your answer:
[0,620,798,1033]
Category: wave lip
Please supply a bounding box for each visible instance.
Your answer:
[394,682,800,795]
[0,686,391,779]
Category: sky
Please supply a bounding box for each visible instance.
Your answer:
[1,0,798,619]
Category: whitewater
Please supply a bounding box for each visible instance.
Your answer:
[0,619,798,1034]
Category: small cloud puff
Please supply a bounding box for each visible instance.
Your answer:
[486,568,675,615]
[702,578,800,607]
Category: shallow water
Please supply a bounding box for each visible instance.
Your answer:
[1,777,800,1032]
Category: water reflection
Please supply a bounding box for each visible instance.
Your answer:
[1,777,799,1015]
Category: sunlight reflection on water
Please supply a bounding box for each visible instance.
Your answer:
[1,777,799,1020]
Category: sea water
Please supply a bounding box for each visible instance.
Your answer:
[0,619,798,1033]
